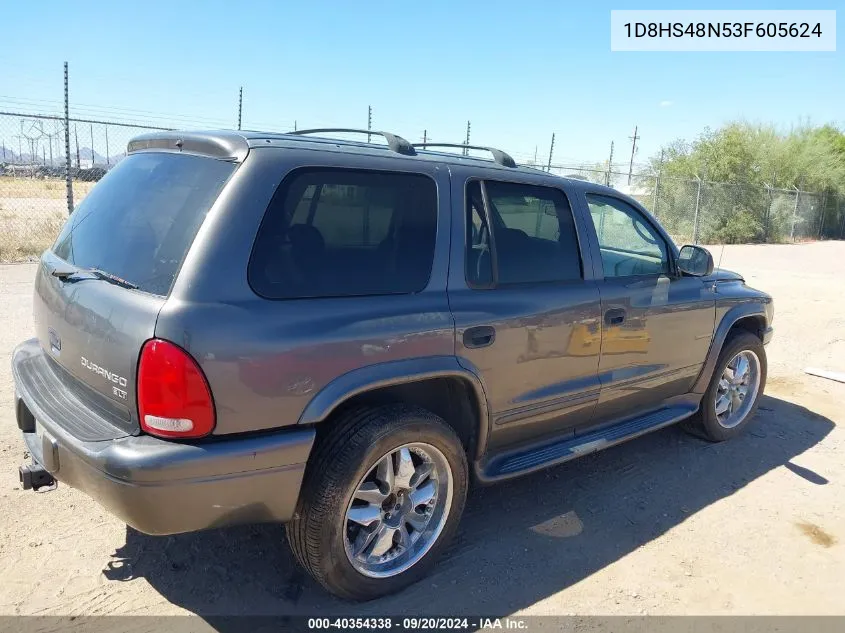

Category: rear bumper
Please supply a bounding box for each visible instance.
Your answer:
[13,341,315,536]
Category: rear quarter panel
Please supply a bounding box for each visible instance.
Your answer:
[154,148,455,435]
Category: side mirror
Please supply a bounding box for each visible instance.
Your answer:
[677,245,714,276]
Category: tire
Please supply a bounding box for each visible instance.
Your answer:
[286,404,468,601]
[684,331,767,442]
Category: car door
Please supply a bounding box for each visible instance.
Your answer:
[578,191,716,424]
[447,166,603,453]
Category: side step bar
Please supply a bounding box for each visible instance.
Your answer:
[479,406,696,482]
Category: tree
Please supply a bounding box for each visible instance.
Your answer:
[647,122,845,243]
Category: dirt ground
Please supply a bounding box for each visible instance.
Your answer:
[0,242,842,618]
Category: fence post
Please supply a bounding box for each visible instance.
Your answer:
[652,168,660,218]
[818,191,827,239]
[838,195,844,239]
[763,185,775,244]
[692,176,702,244]
[63,61,74,215]
[790,186,800,242]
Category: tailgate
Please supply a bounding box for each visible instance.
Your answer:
[33,253,166,436]
[29,150,235,437]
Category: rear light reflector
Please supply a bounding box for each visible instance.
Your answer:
[143,416,194,434]
[137,339,215,439]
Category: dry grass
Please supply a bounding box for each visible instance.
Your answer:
[0,176,89,261]
[0,207,66,262]
[0,176,95,200]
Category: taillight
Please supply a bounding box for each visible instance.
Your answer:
[137,339,215,439]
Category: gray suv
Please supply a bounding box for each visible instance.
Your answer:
[13,129,773,600]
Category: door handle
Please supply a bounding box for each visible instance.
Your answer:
[463,325,496,349]
[604,308,626,326]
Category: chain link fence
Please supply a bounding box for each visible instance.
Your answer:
[634,174,842,245]
[1,110,843,262]
[0,111,168,260]
[543,165,844,245]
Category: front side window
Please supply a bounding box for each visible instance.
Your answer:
[465,180,582,287]
[249,169,437,299]
[586,194,669,278]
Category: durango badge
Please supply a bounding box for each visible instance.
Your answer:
[80,357,128,399]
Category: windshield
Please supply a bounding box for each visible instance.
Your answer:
[51,152,235,296]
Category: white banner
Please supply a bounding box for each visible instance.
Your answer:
[611,10,836,51]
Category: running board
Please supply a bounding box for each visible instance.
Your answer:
[479,406,696,482]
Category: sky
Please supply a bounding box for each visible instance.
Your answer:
[1,0,842,167]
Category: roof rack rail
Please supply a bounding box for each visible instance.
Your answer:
[411,143,517,168]
[288,128,416,156]
[564,174,589,181]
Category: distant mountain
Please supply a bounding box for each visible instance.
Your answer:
[75,147,108,165]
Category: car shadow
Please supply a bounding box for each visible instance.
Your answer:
[103,395,834,618]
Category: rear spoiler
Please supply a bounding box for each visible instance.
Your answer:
[127,131,249,163]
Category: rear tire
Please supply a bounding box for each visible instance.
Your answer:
[684,331,767,442]
[286,404,468,601]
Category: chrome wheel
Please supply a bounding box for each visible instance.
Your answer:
[344,443,453,578]
[715,350,761,429]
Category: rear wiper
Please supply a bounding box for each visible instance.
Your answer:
[51,266,138,290]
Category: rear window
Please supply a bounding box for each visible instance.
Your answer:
[52,152,235,296]
[249,168,437,299]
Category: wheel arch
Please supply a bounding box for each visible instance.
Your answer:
[692,303,769,395]
[297,356,491,459]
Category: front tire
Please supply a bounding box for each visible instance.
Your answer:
[685,331,767,442]
[286,405,468,601]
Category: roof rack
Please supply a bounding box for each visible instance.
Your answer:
[411,143,517,168]
[288,128,416,156]
[564,174,589,181]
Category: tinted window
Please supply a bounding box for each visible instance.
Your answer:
[466,180,581,287]
[465,182,494,286]
[586,194,669,277]
[52,152,234,295]
[249,169,437,299]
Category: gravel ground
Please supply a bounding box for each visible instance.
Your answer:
[0,242,842,619]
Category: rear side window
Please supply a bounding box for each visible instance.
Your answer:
[249,169,437,299]
[52,152,235,296]
[466,180,582,287]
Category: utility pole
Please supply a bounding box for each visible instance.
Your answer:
[367,106,372,143]
[627,125,640,185]
[605,140,615,186]
[533,146,538,165]
[422,129,427,149]
[464,121,471,155]
[294,120,297,131]
[237,86,243,130]
[64,61,73,213]
[546,132,555,172]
